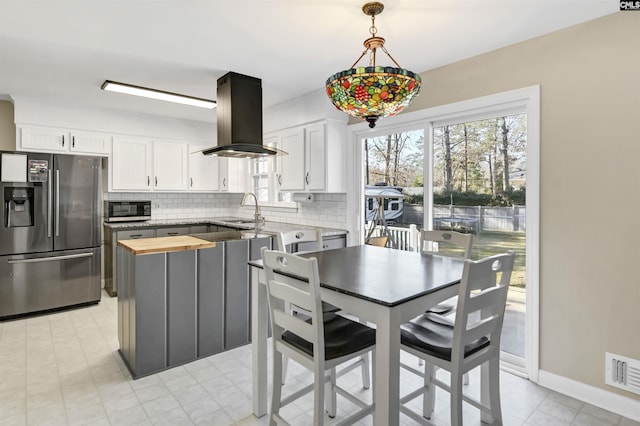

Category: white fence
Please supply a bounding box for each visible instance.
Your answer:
[367,224,419,251]
[403,205,526,232]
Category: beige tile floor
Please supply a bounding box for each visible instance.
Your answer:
[0,290,638,426]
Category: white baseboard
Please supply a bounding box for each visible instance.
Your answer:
[538,370,640,422]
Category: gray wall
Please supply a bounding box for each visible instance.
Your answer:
[0,100,15,151]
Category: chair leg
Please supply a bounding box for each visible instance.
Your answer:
[270,350,283,426]
[326,367,337,418]
[422,363,436,420]
[281,355,289,385]
[450,369,464,426]
[361,353,371,389]
[312,362,326,426]
[358,318,371,389]
[488,357,503,424]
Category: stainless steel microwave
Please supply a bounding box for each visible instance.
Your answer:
[104,200,151,222]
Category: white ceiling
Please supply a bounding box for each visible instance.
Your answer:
[0,0,617,124]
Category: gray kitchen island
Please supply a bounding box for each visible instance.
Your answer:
[117,232,273,378]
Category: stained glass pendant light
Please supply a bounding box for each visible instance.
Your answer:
[326,2,421,128]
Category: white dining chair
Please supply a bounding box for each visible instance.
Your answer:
[420,229,473,316]
[261,248,376,425]
[418,230,474,379]
[277,230,371,390]
[399,252,515,425]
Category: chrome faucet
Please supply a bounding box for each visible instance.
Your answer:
[240,192,265,230]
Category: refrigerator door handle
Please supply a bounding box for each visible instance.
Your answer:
[8,252,94,264]
[48,169,53,238]
[55,169,60,237]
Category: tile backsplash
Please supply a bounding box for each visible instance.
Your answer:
[104,192,347,230]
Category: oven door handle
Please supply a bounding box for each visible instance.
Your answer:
[8,252,94,264]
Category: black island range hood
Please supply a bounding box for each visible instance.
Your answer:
[202,72,284,158]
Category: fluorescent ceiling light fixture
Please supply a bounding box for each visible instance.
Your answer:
[101,80,216,109]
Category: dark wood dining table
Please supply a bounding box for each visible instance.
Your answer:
[249,244,466,426]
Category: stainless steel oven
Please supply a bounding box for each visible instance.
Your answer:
[104,200,151,222]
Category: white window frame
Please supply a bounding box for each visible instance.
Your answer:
[248,156,297,210]
[346,85,540,382]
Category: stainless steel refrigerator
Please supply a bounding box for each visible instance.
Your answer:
[0,152,102,319]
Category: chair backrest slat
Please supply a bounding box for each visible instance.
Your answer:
[273,310,315,342]
[269,280,315,313]
[420,230,473,259]
[465,285,503,314]
[462,311,504,344]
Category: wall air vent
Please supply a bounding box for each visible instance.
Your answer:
[605,352,640,395]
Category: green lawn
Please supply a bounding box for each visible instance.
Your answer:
[471,231,526,287]
[393,228,527,288]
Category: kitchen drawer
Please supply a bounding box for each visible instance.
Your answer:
[321,235,346,250]
[190,225,209,234]
[156,227,190,237]
[116,229,156,241]
[295,234,346,252]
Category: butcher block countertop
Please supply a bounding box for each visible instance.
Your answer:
[117,235,215,255]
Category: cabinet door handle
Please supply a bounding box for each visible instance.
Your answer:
[72,136,75,148]
[155,176,158,186]
[147,176,150,186]
[190,177,193,187]
[223,178,227,188]
[277,174,282,186]
[167,232,178,236]
[61,135,65,147]
[305,172,309,185]
[130,234,143,239]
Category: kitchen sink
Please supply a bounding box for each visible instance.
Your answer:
[222,219,256,224]
[190,231,272,242]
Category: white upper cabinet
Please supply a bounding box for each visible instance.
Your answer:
[304,123,326,191]
[69,131,111,155]
[20,126,67,152]
[225,157,248,193]
[110,137,188,192]
[19,126,111,156]
[278,127,306,191]
[188,146,239,192]
[111,136,153,191]
[153,141,188,191]
[269,120,345,193]
[188,145,220,191]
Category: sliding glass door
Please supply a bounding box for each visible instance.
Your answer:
[354,87,540,378]
[431,114,527,368]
